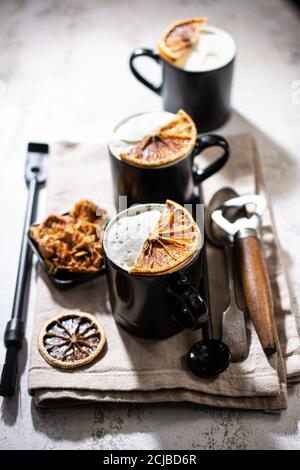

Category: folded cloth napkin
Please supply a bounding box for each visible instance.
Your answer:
[28,134,300,411]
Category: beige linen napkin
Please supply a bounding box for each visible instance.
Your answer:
[28,134,300,411]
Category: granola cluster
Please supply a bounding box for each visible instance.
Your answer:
[30,200,107,274]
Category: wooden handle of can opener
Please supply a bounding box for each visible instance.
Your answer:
[235,234,276,355]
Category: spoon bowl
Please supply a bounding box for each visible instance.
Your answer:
[188,338,231,377]
[205,187,240,247]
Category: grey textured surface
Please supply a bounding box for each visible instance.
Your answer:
[0,0,300,450]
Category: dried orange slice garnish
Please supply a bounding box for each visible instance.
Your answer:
[119,110,196,167]
[38,312,106,369]
[158,17,208,63]
[130,200,200,275]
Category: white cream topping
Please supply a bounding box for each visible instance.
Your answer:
[109,111,175,158]
[177,26,236,72]
[104,205,163,271]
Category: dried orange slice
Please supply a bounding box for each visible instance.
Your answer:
[158,17,208,63]
[120,110,196,167]
[38,312,106,369]
[130,200,200,275]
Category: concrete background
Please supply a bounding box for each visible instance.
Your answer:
[0,0,300,449]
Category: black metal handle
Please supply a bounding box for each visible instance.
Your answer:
[199,242,213,341]
[0,142,48,398]
[12,179,38,320]
[129,48,162,95]
[192,134,230,184]
[169,276,208,330]
[0,179,38,397]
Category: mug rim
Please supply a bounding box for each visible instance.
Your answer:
[108,110,195,170]
[105,245,202,279]
[103,202,203,277]
[160,52,236,75]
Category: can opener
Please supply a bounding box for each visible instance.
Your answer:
[212,195,276,355]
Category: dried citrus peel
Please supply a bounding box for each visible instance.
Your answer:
[119,110,196,167]
[130,200,200,275]
[158,17,208,63]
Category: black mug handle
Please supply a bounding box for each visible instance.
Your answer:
[192,134,230,184]
[129,48,162,95]
[168,276,208,330]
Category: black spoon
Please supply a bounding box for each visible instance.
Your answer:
[187,245,231,377]
[187,192,231,378]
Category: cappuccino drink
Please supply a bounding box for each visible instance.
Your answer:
[104,201,204,338]
[103,202,201,275]
[109,109,197,169]
[130,17,236,131]
[109,111,176,159]
[175,26,236,72]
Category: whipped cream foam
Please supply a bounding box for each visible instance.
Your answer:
[176,26,236,72]
[103,204,163,271]
[109,111,175,159]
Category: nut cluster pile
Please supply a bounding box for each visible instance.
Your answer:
[30,200,107,274]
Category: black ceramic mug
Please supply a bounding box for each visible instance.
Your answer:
[129,28,236,132]
[103,204,208,339]
[108,113,230,208]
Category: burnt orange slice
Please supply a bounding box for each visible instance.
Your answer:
[120,110,196,167]
[158,17,208,63]
[130,200,200,275]
[38,312,106,369]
